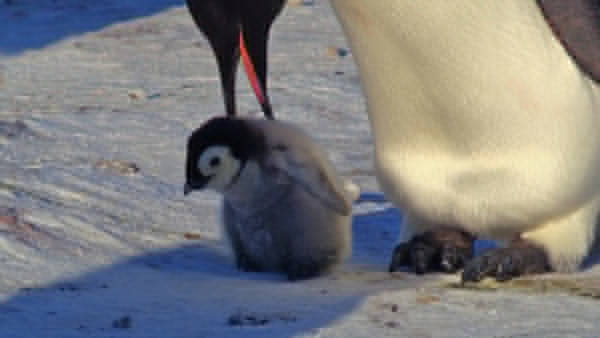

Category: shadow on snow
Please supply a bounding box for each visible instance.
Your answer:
[0,193,597,337]
[0,194,402,338]
[0,0,185,55]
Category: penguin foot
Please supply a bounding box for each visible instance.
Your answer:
[389,227,474,274]
[462,240,552,282]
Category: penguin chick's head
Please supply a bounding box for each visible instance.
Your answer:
[184,117,265,194]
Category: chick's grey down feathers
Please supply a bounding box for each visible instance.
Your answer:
[185,117,355,280]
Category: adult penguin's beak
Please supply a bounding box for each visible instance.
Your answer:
[239,31,274,119]
[236,0,285,119]
[185,0,284,119]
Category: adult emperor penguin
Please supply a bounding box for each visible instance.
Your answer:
[188,0,599,282]
[185,0,285,119]
[184,117,355,280]
[329,0,600,281]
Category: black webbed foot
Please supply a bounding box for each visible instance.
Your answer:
[462,240,552,282]
[389,227,475,274]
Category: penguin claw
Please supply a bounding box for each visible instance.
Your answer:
[461,244,552,282]
[389,227,474,274]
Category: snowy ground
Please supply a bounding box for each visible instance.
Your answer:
[0,1,599,337]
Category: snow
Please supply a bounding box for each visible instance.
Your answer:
[0,1,598,337]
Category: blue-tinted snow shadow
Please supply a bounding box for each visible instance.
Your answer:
[0,240,369,338]
[4,191,591,337]
[0,0,185,55]
[583,251,600,269]
[0,192,416,338]
[0,194,403,338]
[582,231,600,269]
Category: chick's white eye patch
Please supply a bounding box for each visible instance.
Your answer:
[198,146,231,176]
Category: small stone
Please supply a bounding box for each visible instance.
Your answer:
[57,283,80,292]
[288,0,314,6]
[94,159,140,176]
[112,316,132,329]
[127,89,146,101]
[384,321,399,329]
[415,295,440,305]
[327,46,349,58]
[227,311,274,327]
[0,120,31,138]
[227,314,243,326]
[183,232,203,240]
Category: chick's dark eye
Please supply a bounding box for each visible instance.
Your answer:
[210,157,221,167]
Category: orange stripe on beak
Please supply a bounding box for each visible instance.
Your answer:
[239,32,266,105]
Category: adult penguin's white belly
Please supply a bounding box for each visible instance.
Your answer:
[330,0,600,279]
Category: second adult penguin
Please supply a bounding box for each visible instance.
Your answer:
[184,117,358,280]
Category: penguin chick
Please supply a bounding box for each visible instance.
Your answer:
[184,117,356,281]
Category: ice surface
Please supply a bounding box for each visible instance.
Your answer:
[0,1,598,337]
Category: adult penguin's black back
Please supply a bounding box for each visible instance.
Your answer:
[185,0,286,119]
[537,0,600,83]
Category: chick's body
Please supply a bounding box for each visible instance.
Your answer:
[222,162,352,279]
[185,117,355,280]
